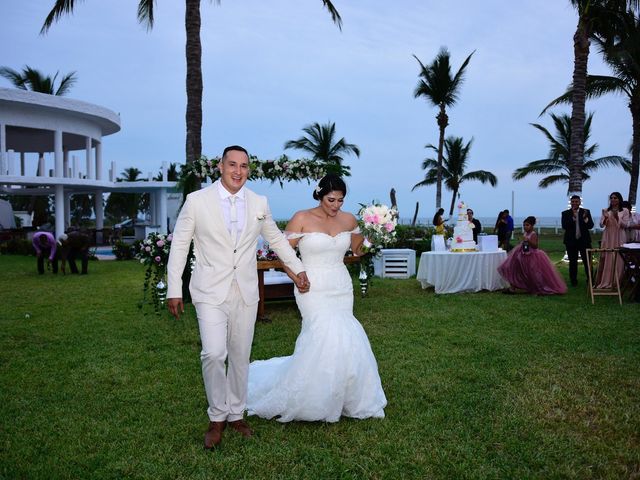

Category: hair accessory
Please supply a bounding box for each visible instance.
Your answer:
[314,184,322,194]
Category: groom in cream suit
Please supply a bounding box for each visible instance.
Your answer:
[167,145,309,449]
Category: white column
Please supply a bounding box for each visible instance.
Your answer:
[110,160,116,181]
[150,191,157,225]
[38,153,45,176]
[20,152,25,176]
[55,184,65,241]
[95,190,104,230]
[64,192,71,227]
[7,149,15,175]
[162,161,168,181]
[54,130,63,178]
[95,141,103,180]
[159,188,168,233]
[72,155,79,178]
[86,137,93,179]
[63,150,69,178]
[0,123,6,175]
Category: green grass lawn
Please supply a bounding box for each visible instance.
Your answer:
[1,245,638,479]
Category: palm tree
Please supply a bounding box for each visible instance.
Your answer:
[544,8,640,205]
[41,1,342,195]
[513,112,630,192]
[284,121,359,173]
[105,167,148,223]
[413,48,474,210]
[154,162,180,181]
[564,0,639,197]
[0,65,77,96]
[411,136,497,216]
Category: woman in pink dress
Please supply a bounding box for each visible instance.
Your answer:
[498,216,567,295]
[595,192,630,289]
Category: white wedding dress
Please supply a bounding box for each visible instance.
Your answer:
[247,230,387,422]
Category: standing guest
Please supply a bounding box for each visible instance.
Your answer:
[166,145,309,450]
[505,209,514,251]
[561,194,594,286]
[498,216,567,295]
[595,192,630,289]
[432,208,446,235]
[32,231,58,274]
[494,210,509,250]
[622,201,640,242]
[466,208,482,243]
[59,230,91,274]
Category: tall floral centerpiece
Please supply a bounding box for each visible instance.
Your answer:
[136,232,172,312]
[357,202,399,296]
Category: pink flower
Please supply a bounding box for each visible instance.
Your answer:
[156,240,165,247]
[385,223,394,232]
[456,236,463,243]
[154,256,162,263]
[364,214,374,224]
[145,246,151,252]
[166,234,173,241]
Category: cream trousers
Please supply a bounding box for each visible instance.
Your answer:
[195,281,258,422]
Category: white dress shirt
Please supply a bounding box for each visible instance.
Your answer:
[217,180,246,238]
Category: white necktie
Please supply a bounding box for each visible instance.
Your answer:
[229,195,238,244]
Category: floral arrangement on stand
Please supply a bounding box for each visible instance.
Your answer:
[357,202,399,296]
[256,244,279,261]
[181,154,350,187]
[136,231,173,313]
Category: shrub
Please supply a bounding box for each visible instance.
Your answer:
[112,241,136,260]
[0,238,34,256]
[394,224,435,255]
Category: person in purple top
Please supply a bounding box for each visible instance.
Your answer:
[32,231,59,274]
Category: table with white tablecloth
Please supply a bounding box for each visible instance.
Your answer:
[417,250,508,294]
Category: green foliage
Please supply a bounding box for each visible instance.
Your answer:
[393,224,434,255]
[1,254,638,478]
[111,241,136,260]
[0,238,33,256]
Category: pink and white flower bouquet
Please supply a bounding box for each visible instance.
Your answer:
[357,202,399,256]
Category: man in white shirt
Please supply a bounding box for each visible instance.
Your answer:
[166,145,309,449]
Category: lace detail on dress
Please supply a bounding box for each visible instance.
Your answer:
[285,231,305,240]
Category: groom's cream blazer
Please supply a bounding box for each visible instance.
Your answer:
[167,182,304,306]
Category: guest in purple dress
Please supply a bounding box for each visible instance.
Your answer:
[498,216,567,295]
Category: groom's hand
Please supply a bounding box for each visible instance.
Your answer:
[167,298,184,319]
[296,272,311,294]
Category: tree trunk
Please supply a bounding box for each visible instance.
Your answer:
[185,0,202,196]
[411,202,419,227]
[568,16,590,196]
[628,97,640,206]
[389,188,397,210]
[448,190,457,217]
[435,105,449,209]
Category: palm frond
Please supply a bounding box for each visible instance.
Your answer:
[41,0,78,34]
[461,170,498,186]
[538,174,569,189]
[321,0,343,30]
[54,71,77,96]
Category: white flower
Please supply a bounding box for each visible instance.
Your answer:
[256,213,266,221]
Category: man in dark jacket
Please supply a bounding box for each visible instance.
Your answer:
[466,208,482,244]
[60,230,91,274]
[561,195,594,286]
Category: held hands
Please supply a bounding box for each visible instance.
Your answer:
[295,271,311,294]
[167,298,184,319]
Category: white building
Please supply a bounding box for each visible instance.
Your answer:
[0,87,177,240]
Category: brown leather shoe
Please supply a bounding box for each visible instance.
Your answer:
[204,421,226,449]
[228,419,253,438]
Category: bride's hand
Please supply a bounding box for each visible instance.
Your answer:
[296,272,311,293]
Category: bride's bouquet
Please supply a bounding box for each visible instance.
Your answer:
[357,202,399,256]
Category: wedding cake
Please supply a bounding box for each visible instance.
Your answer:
[450,201,477,252]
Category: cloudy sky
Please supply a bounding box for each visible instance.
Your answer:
[1,1,629,222]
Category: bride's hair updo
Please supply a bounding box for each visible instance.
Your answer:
[313,174,347,200]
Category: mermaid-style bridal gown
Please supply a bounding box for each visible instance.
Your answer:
[247,231,387,422]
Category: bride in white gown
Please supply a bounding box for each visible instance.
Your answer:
[247,174,387,423]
